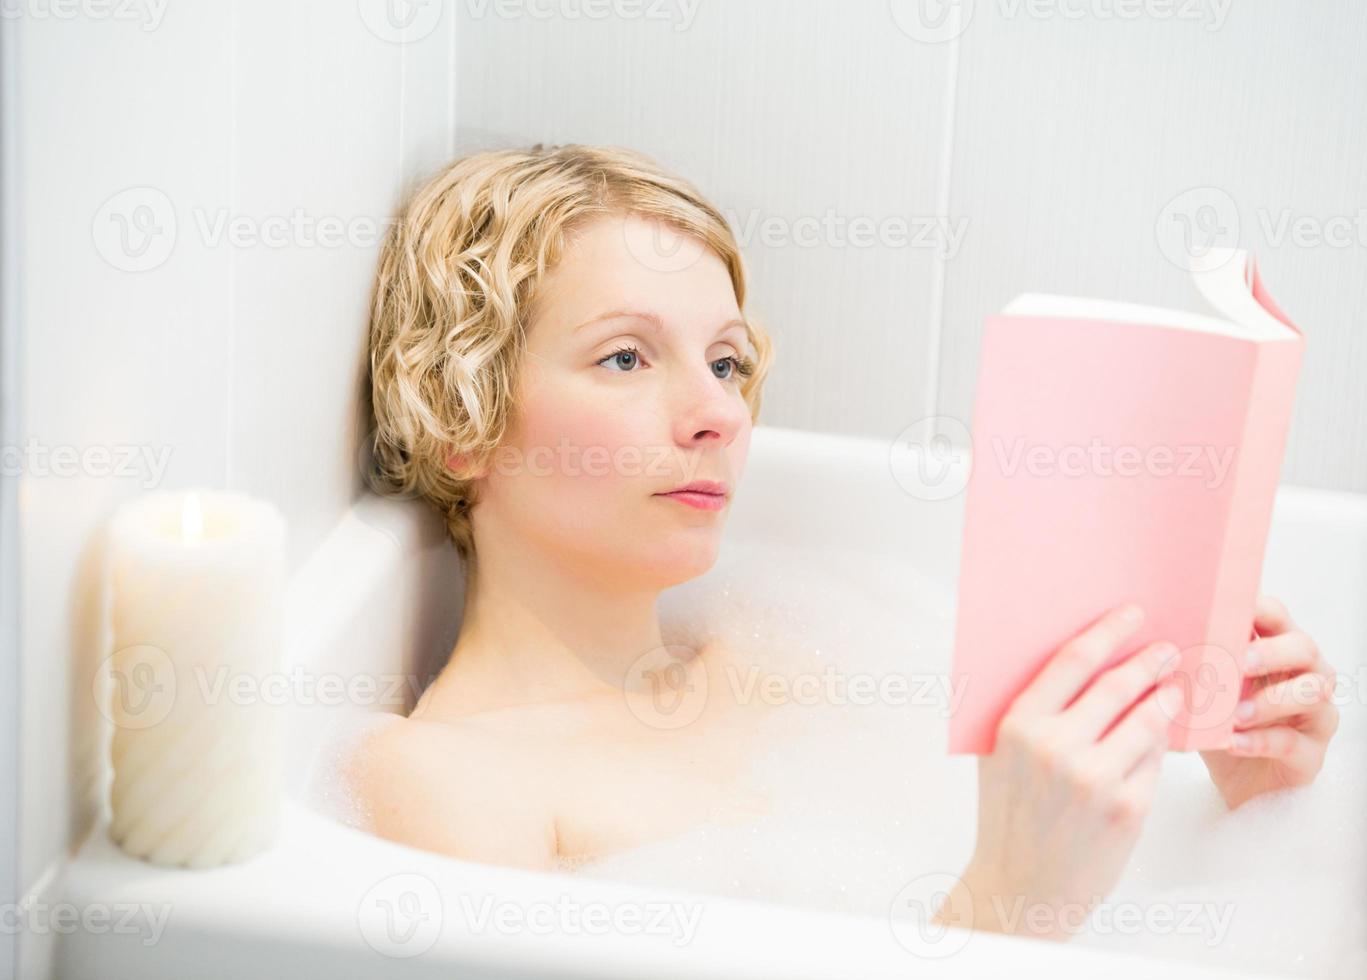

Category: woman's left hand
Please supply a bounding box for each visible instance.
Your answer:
[1199,594,1340,809]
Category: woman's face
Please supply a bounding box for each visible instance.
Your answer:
[473,212,754,589]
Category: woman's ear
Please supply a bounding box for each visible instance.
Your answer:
[445,449,485,480]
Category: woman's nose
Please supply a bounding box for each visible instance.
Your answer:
[670,364,749,446]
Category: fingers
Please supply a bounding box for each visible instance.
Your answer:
[1234,670,1336,731]
[1227,725,1324,773]
[1013,603,1147,718]
[1252,594,1294,637]
[1060,641,1181,741]
[1245,628,1319,680]
[1093,679,1183,774]
[1303,695,1342,741]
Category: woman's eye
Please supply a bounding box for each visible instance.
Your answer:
[712,356,739,380]
[598,346,642,372]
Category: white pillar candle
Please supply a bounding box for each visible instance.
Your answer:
[103,489,286,868]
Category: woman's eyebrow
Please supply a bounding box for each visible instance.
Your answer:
[572,309,663,334]
[572,309,747,338]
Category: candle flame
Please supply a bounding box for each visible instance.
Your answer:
[181,493,204,542]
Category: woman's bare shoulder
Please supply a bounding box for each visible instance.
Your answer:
[345,712,558,870]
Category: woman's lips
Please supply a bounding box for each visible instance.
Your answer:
[655,490,727,512]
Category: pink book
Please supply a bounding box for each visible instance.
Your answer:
[948,248,1305,754]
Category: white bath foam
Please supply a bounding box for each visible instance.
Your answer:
[582,539,1366,977]
[577,541,981,917]
[1071,698,1367,978]
[300,710,404,833]
[295,534,1365,976]
[658,538,959,677]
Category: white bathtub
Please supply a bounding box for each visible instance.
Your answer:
[54,425,1366,979]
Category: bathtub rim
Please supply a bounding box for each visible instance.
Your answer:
[52,423,1365,979]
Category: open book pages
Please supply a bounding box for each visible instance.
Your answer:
[1001,247,1298,341]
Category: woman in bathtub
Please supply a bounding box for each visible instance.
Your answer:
[350,143,1340,942]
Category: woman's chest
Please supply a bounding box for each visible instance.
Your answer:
[548,721,773,865]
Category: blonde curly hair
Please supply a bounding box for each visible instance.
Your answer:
[364,143,775,563]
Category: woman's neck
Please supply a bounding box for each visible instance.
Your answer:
[414,544,670,720]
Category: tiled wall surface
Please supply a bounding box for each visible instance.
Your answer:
[456,0,1366,492]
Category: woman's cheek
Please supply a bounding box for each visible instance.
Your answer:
[514,386,661,494]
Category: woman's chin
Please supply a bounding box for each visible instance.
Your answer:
[637,532,723,588]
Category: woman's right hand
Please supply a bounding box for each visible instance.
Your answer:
[935,602,1184,942]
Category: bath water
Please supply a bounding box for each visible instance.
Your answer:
[306,538,1365,978]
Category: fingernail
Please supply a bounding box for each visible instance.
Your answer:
[1120,603,1144,625]
[1235,699,1255,721]
[1244,646,1259,670]
[1230,733,1250,753]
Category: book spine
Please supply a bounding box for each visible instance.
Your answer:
[1179,337,1305,750]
